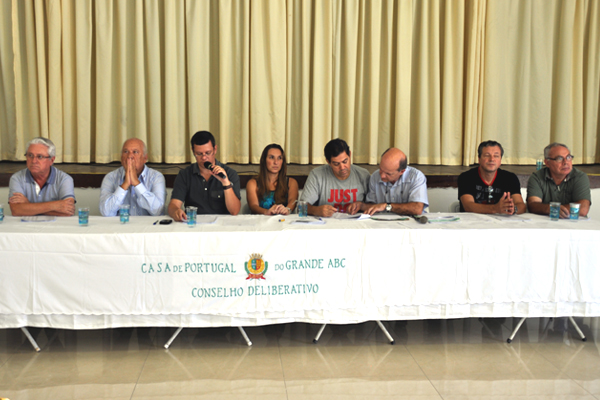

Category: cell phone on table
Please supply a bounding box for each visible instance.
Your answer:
[159,219,173,225]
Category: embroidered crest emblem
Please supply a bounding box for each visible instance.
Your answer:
[245,253,268,280]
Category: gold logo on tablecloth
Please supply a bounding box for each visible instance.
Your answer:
[245,253,268,280]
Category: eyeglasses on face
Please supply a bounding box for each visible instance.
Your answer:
[25,153,52,161]
[122,149,142,156]
[194,150,213,158]
[546,155,574,163]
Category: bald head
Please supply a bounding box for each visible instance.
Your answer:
[121,138,148,175]
[381,148,407,172]
[123,138,147,156]
[379,148,407,184]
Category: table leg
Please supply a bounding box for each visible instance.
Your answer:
[164,327,183,349]
[20,327,41,352]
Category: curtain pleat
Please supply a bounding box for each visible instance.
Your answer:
[0,0,17,159]
[0,0,598,165]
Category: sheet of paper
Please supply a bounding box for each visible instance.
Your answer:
[427,215,460,223]
[197,216,218,224]
[292,217,326,225]
[331,213,370,220]
[180,216,218,225]
[370,213,409,221]
[490,214,532,222]
[21,216,57,222]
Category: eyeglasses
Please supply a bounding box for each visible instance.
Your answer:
[122,149,142,156]
[25,153,52,161]
[487,186,494,203]
[194,150,213,158]
[546,155,574,163]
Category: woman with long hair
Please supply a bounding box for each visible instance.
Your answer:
[246,144,298,215]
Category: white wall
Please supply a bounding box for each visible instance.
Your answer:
[2,186,600,220]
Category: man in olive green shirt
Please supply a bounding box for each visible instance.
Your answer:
[527,143,591,219]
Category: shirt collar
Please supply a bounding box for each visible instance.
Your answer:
[26,166,56,186]
[192,162,200,175]
[544,167,573,183]
[379,167,408,187]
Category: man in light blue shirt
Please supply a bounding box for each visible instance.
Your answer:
[99,138,166,216]
[358,148,428,215]
[9,137,75,216]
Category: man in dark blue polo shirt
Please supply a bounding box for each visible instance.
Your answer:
[168,131,241,221]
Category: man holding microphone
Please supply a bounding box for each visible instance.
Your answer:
[168,131,241,220]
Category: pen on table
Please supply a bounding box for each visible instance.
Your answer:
[278,218,285,222]
[153,220,159,225]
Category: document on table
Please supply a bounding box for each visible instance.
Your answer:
[331,213,371,220]
[427,215,460,223]
[370,213,409,221]
[21,216,57,222]
[491,214,531,222]
[292,217,325,225]
[197,216,218,224]
[180,216,218,224]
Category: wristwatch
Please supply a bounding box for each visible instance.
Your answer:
[385,203,392,212]
[222,183,233,190]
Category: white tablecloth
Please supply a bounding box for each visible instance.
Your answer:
[0,213,598,329]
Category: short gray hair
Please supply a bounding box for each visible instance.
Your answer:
[27,137,56,158]
[544,142,570,159]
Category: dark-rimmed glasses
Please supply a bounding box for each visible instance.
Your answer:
[25,153,52,161]
[546,155,574,163]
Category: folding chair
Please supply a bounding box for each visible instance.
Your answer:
[449,201,461,213]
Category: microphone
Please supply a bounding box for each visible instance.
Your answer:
[203,162,226,179]
[411,215,428,224]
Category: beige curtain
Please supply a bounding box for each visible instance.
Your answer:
[482,0,600,164]
[0,0,598,165]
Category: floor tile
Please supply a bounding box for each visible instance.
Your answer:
[139,346,284,382]
[279,344,425,380]
[407,342,567,381]
[429,379,596,399]
[530,340,600,397]
[0,384,134,400]
[131,379,288,399]
[285,377,443,399]
[134,332,286,398]
[0,349,148,389]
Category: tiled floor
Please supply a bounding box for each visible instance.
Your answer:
[1,318,599,399]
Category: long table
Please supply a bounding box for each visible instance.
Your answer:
[0,213,599,330]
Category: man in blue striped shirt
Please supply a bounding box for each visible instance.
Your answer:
[99,138,166,216]
[350,148,428,216]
